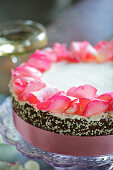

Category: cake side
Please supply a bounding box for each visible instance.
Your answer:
[12,95,113,136]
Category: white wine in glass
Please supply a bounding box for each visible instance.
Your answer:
[0,20,47,94]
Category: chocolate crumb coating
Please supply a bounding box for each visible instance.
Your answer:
[12,96,113,136]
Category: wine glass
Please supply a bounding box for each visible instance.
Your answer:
[0,20,47,94]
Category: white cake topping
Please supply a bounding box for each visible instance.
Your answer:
[42,61,113,121]
[43,62,113,95]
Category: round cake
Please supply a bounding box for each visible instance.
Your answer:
[9,40,113,156]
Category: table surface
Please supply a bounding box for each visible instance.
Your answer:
[1,0,113,169]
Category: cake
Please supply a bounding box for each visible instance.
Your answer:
[9,40,113,156]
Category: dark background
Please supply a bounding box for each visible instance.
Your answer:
[0,0,73,25]
[0,0,113,46]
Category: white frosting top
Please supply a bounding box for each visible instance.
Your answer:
[43,62,113,95]
[12,61,113,121]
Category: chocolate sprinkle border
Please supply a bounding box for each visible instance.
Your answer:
[12,96,113,136]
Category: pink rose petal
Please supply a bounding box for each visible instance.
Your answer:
[46,96,71,113]
[66,87,77,96]
[26,87,59,104]
[12,64,42,84]
[53,42,70,61]
[23,93,40,104]
[37,92,71,113]
[11,69,20,79]
[30,49,46,59]
[30,49,57,62]
[16,64,42,79]
[36,87,59,102]
[27,57,52,72]
[12,79,25,101]
[95,40,113,62]
[64,99,81,115]
[95,41,108,51]
[20,77,36,84]
[24,80,46,93]
[42,48,57,62]
[11,68,37,84]
[98,92,113,101]
[69,41,98,62]
[69,42,81,62]
[23,80,46,102]
[36,99,51,110]
[67,85,97,99]
[109,100,113,112]
[79,98,91,112]
[82,99,109,117]
[12,79,25,95]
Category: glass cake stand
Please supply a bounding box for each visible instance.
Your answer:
[0,98,113,170]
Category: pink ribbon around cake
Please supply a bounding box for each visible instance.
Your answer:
[13,111,113,156]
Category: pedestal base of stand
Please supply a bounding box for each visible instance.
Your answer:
[98,163,113,170]
[53,166,77,170]
[52,163,113,170]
